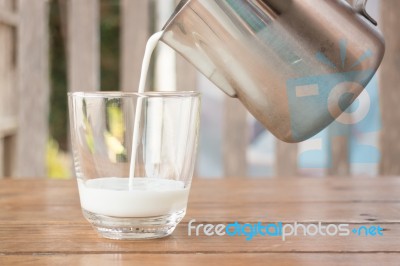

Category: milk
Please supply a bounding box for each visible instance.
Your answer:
[129,31,164,185]
[137,31,164,94]
[78,178,190,217]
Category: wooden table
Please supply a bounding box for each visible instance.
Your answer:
[1,178,400,265]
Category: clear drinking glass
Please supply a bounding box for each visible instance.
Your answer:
[68,91,200,239]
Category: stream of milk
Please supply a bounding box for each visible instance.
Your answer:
[128,31,164,185]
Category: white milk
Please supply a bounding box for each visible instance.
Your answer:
[129,31,164,186]
[78,177,190,217]
[137,31,164,94]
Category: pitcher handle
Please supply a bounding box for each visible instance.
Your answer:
[353,0,378,26]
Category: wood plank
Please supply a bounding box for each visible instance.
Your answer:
[187,177,400,203]
[2,253,400,266]
[14,0,49,177]
[1,178,400,262]
[67,0,100,92]
[0,139,3,177]
[275,141,298,176]
[187,201,400,223]
[0,0,17,178]
[379,0,400,175]
[0,10,18,27]
[223,98,248,177]
[1,197,400,224]
[0,222,399,254]
[3,134,16,177]
[2,179,400,224]
[0,117,17,138]
[120,0,150,92]
[327,130,350,176]
[2,0,17,122]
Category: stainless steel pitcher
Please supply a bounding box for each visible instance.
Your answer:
[161,0,385,142]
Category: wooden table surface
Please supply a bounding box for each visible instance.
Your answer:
[1,177,400,265]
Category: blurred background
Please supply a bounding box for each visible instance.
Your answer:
[0,0,399,179]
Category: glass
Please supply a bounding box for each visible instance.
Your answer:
[68,91,201,239]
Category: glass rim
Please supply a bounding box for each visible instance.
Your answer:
[68,91,200,99]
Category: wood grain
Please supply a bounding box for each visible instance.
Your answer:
[223,98,248,177]
[379,0,400,175]
[0,0,17,178]
[0,178,400,265]
[275,141,298,176]
[0,9,17,26]
[120,0,150,92]
[2,253,400,266]
[67,0,100,92]
[15,0,50,177]
[0,140,3,177]
[327,132,350,176]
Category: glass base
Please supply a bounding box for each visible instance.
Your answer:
[82,209,186,240]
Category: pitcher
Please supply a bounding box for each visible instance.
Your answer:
[160,0,385,142]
